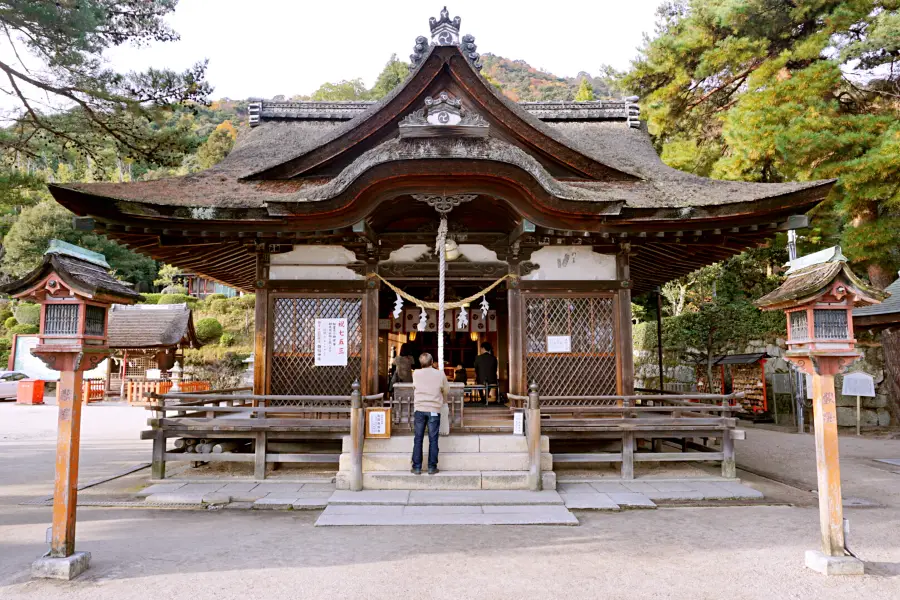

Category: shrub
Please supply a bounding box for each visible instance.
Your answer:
[219,332,236,347]
[161,284,188,295]
[0,309,13,325]
[14,303,40,326]
[196,317,224,343]
[157,293,197,306]
[8,323,38,336]
[185,352,248,389]
[0,336,10,366]
[4,316,18,330]
[205,293,227,302]
[209,298,230,314]
[141,293,163,305]
[235,294,255,309]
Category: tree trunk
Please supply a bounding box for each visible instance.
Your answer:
[851,203,894,289]
[881,327,900,426]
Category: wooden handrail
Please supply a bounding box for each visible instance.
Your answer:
[146,405,352,414]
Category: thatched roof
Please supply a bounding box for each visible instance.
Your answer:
[107,303,201,349]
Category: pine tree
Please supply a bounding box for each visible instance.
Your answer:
[574,78,595,101]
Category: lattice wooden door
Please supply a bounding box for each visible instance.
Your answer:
[524,295,616,397]
[269,296,362,401]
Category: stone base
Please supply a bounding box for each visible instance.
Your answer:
[804,550,864,576]
[31,551,91,580]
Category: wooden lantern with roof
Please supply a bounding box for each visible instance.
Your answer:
[756,247,887,572]
[0,240,141,574]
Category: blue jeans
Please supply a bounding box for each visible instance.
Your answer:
[412,410,440,470]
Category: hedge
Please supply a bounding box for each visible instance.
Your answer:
[141,293,163,304]
[196,317,224,343]
[158,293,198,306]
[8,323,38,336]
[4,316,17,330]
[220,332,236,347]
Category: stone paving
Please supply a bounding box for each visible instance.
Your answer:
[556,478,764,511]
[136,480,336,510]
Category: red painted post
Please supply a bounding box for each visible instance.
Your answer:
[50,369,84,557]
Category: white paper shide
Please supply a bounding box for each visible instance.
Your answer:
[314,318,348,366]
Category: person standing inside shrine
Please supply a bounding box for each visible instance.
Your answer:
[411,352,448,475]
[474,342,498,404]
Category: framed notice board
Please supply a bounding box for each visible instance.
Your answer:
[365,407,392,439]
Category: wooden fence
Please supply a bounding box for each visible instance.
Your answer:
[57,378,106,403]
[127,380,211,405]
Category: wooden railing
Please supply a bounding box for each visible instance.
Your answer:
[391,382,465,430]
[508,388,745,479]
[127,379,212,405]
[143,382,382,484]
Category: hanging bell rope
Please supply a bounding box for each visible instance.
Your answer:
[367,272,515,311]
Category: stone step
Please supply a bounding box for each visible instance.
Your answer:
[336,470,557,491]
[338,451,553,472]
[342,434,549,454]
[315,504,578,526]
[327,490,565,506]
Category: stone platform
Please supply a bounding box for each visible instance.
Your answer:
[335,434,555,491]
[316,490,578,526]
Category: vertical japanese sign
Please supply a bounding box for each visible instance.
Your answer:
[315,318,348,366]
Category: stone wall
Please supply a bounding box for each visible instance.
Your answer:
[633,334,894,427]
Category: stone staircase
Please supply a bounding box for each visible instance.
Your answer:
[335,434,556,491]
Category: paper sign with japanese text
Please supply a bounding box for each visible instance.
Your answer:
[314,318,348,366]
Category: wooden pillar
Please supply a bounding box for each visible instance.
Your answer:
[526,382,542,491]
[254,431,267,480]
[253,250,269,399]
[616,245,634,395]
[507,275,525,397]
[151,429,166,480]
[810,361,846,556]
[50,369,84,558]
[361,270,379,396]
[349,381,363,491]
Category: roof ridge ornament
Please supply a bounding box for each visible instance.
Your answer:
[430,6,461,45]
[399,90,489,138]
[410,7,483,71]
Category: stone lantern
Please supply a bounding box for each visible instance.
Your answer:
[757,247,887,576]
[0,240,142,579]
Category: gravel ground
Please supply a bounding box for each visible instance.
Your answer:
[2,403,899,599]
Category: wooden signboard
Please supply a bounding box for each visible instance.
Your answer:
[365,407,391,438]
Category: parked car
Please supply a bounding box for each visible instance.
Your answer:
[0,370,30,399]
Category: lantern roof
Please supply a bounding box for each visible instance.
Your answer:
[0,240,143,304]
[756,248,887,310]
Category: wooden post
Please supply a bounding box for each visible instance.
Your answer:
[349,380,364,491]
[721,400,736,478]
[254,431,267,480]
[361,271,379,396]
[526,382,542,491]
[810,366,846,556]
[856,395,861,436]
[507,275,525,396]
[616,246,634,395]
[151,429,166,480]
[621,397,634,480]
[253,250,269,401]
[50,369,84,558]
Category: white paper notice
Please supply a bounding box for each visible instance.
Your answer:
[513,411,524,435]
[315,318,348,366]
[368,410,387,435]
[547,335,571,353]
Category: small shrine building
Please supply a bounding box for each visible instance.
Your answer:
[46,9,833,408]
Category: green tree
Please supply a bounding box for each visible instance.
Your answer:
[574,77,595,101]
[0,198,158,286]
[0,1,211,168]
[195,123,236,170]
[625,0,900,287]
[154,264,182,287]
[370,54,409,99]
[311,78,370,101]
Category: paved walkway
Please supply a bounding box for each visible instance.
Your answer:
[3,403,900,599]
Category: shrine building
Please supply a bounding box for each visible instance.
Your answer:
[46,8,832,449]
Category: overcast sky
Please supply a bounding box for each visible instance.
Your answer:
[104,0,663,100]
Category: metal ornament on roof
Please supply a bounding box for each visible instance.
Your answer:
[412,193,477,215]
[409,8,483,71]
[399,92,489,138]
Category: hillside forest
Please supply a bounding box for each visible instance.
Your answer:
[0,1,896,415]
